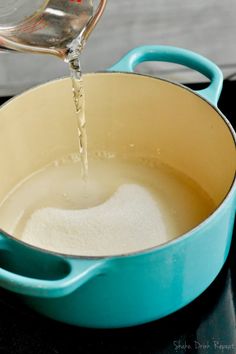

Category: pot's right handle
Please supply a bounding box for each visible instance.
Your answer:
[109,45,223,106]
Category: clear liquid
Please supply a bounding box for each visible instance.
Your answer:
[0,0,103,178]
[0,0,94,58]
[69,52,88,179]
[0,154,216,256]
[2,1,91,179]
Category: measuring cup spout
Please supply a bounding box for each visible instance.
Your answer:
[0,0,107,58]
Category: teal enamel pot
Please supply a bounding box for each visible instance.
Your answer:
[0,46,235,328]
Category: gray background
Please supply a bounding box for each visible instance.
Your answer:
[0,0,235,95]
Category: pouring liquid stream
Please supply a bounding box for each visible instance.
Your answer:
[0,0,108,180]
[68,52,88,180]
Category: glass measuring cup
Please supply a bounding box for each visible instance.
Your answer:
[0,0,107,60]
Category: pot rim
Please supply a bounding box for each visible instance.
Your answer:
[0,71,235,260]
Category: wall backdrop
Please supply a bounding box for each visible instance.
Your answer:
[0,0,235,95]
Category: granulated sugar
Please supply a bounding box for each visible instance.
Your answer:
[0,156,215,256]
[22,184,168,256]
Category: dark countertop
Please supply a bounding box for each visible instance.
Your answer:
[0,80,235,354]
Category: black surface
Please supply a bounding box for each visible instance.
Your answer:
[0,81,235,354]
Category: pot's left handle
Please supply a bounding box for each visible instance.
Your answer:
[0,234,108,298]
[108,45,223,106]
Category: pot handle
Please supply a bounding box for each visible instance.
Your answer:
[0,234,107,298]
[108,45,223,106]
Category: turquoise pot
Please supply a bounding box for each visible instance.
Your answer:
[0,46,235,328]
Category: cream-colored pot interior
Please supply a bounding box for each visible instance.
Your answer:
[0,73,235,211]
